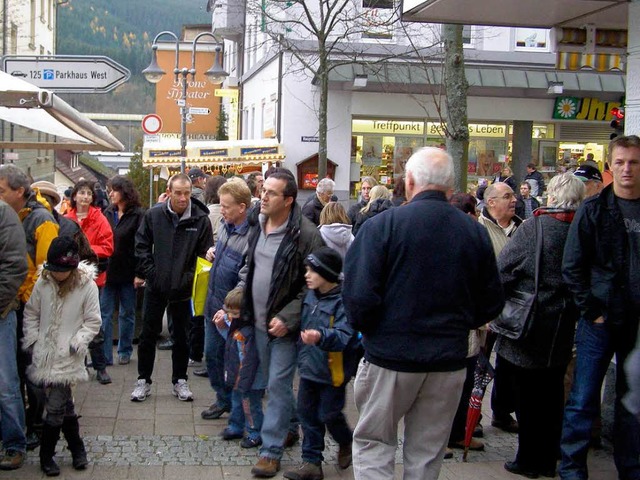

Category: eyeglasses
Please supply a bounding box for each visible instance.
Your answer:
[261,188,284,198]
[489,193,515,201]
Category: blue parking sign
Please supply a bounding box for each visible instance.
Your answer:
[43,69,54,80]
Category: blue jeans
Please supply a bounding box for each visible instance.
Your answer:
[254,330,298,460]
[298,377,352,465]
[228,389,265,440]
[560,319,640,480]
[203,315,231,410]
[0,310,27,453]
[101,282,137,363]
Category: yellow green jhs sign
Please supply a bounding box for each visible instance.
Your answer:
[553,97,622,121]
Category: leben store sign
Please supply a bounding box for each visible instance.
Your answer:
[553,96,623,121]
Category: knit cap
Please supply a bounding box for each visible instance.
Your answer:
[44,236,80,272]
[305,246,343,283]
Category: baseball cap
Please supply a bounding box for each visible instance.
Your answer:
[44,236,80,272]
[188,168,206,180]
[574,165,603,183]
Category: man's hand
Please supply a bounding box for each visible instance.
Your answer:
[205,246,216,262]
[300,329,321,345]
[213,309,226,329]
[134,277,145,289]
[593,316,605,324]
[268,317,288,337]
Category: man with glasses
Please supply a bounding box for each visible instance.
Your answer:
[479,181,523,434]
[241,170,324,477]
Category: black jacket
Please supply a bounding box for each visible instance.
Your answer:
[301,194,324,226]
[524,170,546,195]
[347,199,367,226]
[563,185,638,343]
[344,190,505,372]
[240,203,324,336]
[105,204,145,284]
[135,198,213,300]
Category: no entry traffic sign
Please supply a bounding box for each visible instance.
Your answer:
[142,114,163,135]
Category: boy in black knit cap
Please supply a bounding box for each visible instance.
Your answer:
[283,246,358,480]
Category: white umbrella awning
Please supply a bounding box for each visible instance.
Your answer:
[0,70,124,151]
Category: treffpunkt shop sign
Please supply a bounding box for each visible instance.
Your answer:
[352,119,424,135]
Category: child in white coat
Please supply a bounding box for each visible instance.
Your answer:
[22,236,102,477]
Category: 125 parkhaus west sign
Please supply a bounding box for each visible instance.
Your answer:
[2,55,131,93]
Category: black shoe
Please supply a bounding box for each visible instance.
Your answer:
[193,368,208,377]
[41,457,60,477]
[201,403,230,420]
[240,436,262,448]
[221,428,243,440]
[26,431,40,450]
[504,461,539,479]
[492,415,519,433]
[157,339,174,350]
[96,369,112,385]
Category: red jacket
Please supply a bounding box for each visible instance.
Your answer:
[66,206,114,287]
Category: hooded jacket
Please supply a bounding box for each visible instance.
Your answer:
[135,197,213,300]
[240,203,324,336]
[353,198,394,236]
[224,320,260,393]
[22,262,102,385]
[298,285,359,386]
[319,223,354,259]
[18,192,59,303]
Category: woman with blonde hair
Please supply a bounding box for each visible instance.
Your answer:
[318,202,354,259]
[353,185,393,236]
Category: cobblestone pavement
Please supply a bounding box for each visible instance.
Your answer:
[8,348,616,479]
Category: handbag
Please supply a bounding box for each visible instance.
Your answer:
[191,256,213,316]
[490,216,543,340]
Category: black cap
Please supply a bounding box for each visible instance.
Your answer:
[188,168,206,180]
[574,165,603,183]
[44,236,80,272]
[305,247,343,283]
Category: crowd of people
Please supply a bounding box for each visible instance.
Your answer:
[0,135,639,480]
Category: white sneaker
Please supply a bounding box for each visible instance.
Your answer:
[172,379,194,401]
[131,379,151,402]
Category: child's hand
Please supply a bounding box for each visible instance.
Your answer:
[214,309,227,329]
[300,329,321,345]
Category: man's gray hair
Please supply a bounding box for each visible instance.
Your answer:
[0,165,31,198]
[547,173,585,210]
[405,147,454,189]
[316,178,335,194]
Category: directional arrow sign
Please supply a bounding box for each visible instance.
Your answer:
[1,55,131,93]
[189,107,211,115]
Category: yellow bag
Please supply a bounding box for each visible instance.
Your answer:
[327,315,345,387]
[192,256,213,316]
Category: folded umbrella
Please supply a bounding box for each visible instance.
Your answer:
[463,351,495,462]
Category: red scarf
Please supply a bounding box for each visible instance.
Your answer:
[533,207,576,223]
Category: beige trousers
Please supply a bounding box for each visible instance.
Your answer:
[352,359,465,480]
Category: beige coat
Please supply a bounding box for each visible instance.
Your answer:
[22,262,101,385]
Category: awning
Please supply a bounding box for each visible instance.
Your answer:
[142,138,285,167]
[0,71,124,151]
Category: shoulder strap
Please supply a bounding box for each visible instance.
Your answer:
[533,216,543,295]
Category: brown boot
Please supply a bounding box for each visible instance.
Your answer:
[251,456,281,478]
[338,443,352,469]
[283,462,324,480]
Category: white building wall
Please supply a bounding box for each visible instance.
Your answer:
[241,56,280,140]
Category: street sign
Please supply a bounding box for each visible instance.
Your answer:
[142,114,163,135]
[301,136,319,143]
[189,107,211,115]
[214,88,239,98]
[1,55,131,93]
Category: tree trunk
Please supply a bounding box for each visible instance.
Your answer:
[442,24,469,192]
[317,49,329,180]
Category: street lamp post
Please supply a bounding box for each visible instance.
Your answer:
[142,31,228,174]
